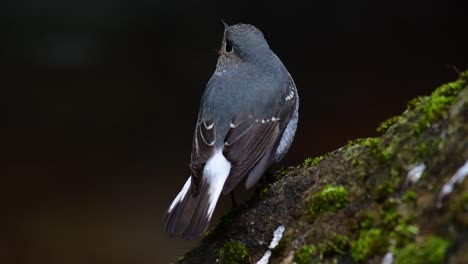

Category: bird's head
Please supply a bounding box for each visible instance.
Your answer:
[219,22,270,61]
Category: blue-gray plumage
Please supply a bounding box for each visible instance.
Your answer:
[164,23,299,239]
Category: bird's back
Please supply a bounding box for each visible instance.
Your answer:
[164,23,298,239]
[200,58,291,145]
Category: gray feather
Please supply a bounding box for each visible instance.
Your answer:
[164,23,299,239]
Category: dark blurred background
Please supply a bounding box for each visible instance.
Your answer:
[1,0,467,263]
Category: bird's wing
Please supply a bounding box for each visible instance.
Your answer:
[189,118,216,193]
[189,76,297,194]
[221,84,297,193]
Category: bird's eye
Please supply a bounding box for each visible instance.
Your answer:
[225,39,233,53]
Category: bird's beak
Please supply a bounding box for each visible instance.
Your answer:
[221,19,229,30]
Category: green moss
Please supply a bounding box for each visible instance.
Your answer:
[347,138,365,147]
[384,212,418,243]
[402,190,417,203]
[309,185,349,216]
[355,137,391,162]
[417,141,431,157]
[395,236,451,264]
[413,76,467,134]
[361,137,380,149]
[331,234,349,252]
[462,192,468,206]
[275,166,295,179]
[416,137,441,160]
[258,184,270,199]
[350,228,387,262]
[320,234,349,256]
[351,158,361,167]
[372,197,418,247]
[360,212,375,230]
[382,209,400,230]
[407,96,428,110]
[374,182,395,202]
[303,155,326,167]
[394,223,419,239]
[293,244,317,264]
[216,241,250,264]
[377,116,400,133]
[382,197,399,210]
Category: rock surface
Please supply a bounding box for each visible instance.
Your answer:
[177,72,468,264]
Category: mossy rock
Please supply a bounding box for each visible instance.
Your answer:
[216,240,250,264]
[293,245,317,264]
[177,73,468,264]
[309,185,349,218]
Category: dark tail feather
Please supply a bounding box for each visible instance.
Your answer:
[164,177,215,239]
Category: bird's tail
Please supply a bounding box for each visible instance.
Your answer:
[164,152,231,239]
[164,177,211,238]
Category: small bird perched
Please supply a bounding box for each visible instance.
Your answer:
[164,22,299,239]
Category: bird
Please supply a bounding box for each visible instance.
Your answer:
[164,22,299,239]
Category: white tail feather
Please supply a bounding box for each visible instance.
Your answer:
[168,176,192,213]
[204,150,231,218]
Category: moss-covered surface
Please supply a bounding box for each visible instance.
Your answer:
[394,236,451,264]
[303,155,326,167]
[293,245,317,264]
[309,185,349,217]
[177,72,468,264]
[350,228,386,262]
[216,240,250,264]
[377,116,400,133]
